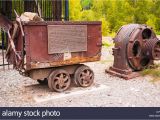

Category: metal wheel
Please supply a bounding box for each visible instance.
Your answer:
[37,78,48,85]
[48,69,71,92]
[74,65,94,87]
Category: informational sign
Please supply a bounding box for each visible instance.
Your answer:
[48,25,87,54]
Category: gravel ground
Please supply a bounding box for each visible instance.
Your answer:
[0,46,160,107]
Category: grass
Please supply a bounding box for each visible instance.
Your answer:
[102,40,114,47]
[156,31,160,35]
[141,64,160,82]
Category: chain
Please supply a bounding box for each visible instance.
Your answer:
[14,64,26,76]
[18,68,26,76]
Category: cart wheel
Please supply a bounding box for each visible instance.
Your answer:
[37,78,48,85]
[48,69,71,92]
[74,65,94,87]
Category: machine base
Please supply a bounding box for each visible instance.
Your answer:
[105,67,140,80]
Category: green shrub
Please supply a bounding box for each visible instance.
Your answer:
[141,64,160,82]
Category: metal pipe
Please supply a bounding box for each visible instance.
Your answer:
[1,31,5,70]
[65,0,69,21]
[0,63,9,66]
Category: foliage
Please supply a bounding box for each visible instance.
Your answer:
[69,0,82,20]
[69,0,160,36]
[102,39,114,47]
[141,64,160,82]
[80,0,93,10]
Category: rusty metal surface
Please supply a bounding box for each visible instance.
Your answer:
[48,69,71,92]
[29,64,81,80]
[6,20,101,74]
[47,25,87,54]
[143,38,160,60]
[0,14,12,32]
[113,24,140,71]
[0,14,24,70]
[30,55,100,69]
[23,21,101,70]
[74,64,94,87]
[106,24,160,80]
[127,26,157,70]
[105,68,140,80]
[22,21,102,25]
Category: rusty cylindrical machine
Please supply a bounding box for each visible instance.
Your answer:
[106,24,160,80]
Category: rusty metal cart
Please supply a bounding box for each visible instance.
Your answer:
[6,19,102,92]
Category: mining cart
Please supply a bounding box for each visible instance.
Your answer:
[4,14,102,92]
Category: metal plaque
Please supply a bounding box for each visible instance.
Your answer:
[48,25,87,54]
